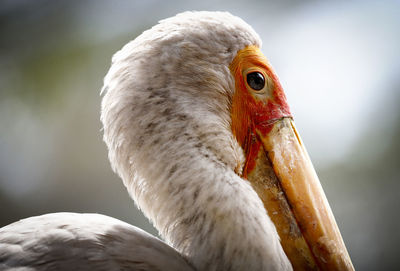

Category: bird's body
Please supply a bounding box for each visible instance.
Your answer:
[0,11,353,271]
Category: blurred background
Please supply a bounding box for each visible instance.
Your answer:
[0,0,399,269]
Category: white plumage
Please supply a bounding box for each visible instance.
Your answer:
[0,11,292,270]
[0,213,193,270]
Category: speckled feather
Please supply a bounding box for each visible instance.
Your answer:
[102,11,291,270]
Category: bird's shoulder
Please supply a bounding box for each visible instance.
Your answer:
[0,212,194,271]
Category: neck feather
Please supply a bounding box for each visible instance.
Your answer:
[102,88,291,270]
[160,159,291,271]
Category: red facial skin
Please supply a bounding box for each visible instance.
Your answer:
[229,46,292,178]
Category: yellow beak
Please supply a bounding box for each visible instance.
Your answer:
[247,118,354,270]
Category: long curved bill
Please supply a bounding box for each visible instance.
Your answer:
[247,118,354,271]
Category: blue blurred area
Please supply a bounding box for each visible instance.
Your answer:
[0,0,399,269]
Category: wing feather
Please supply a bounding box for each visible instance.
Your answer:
[0,213,194,271]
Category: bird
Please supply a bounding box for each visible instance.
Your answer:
[0,11,354,271]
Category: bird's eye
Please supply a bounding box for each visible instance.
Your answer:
[246,72,265,91]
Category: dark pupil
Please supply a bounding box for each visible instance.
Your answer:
[246,72,265,91]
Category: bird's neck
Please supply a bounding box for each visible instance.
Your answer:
[101,65,290,269]
[121,131,291,270]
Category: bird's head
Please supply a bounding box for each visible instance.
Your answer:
[101,11,353,271]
